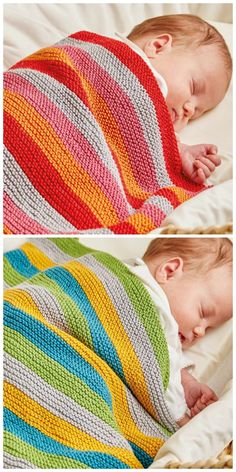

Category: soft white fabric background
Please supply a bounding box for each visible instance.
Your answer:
[3,3,233,231]
[3,235,232,465]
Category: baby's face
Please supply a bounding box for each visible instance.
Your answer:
[160,264,232,348]
[143,38,229,132]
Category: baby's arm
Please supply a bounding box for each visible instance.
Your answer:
[178,142,221,185]
[181,368,218,418]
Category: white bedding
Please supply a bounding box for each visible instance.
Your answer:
[3,3,233,232]
[3,236,232,466]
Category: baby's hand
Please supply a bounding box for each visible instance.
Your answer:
[178,143,221,184]
[186,382,218,418]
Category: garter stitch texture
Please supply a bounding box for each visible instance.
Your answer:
[4,238,178,469]
[3,32,204,235]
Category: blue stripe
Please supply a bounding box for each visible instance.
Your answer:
[4,302,112,409]
[129,441,153,468]
[45,266,125,382]
[4,409,131,468]
[4,249,38,278]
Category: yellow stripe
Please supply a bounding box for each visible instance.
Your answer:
[5,289,161,455]
[65,261,156,417]
[4,382,141,467]
[4,89,120,226]
[21,243,54,271]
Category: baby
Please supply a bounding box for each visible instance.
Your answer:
[3,14,232,234]
[124,14,232,184]
[126,237,232,426]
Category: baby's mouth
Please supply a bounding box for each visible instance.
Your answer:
[178,332,186,344]
[171,108,178,123]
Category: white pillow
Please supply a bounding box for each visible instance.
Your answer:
[150,180,232,232]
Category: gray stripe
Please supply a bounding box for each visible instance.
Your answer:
[17,283,70,333]
[32,238,74,264]
[4,353,131,450]
[3,452,38,469]
[125,388,169,440]
[77,228,113,234]
[4,147,77,233]
[81,254,176,432]
[8,68,128,201]
[143,195,174,214]
[60,37,173,188]
[3,281,10,290]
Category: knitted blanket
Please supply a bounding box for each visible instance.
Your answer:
[4,32,203,235]
[4,238,178,469]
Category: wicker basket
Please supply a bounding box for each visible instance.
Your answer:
[160,223,233,235]
[164,442,232,469]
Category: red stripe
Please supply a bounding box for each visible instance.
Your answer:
[109,221,138,234]
[71,32,203,194]
[10,56,90,109]
[4,111,102,230]
[155,187,184,208]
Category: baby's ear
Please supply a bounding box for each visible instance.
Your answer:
[155,257,184,283]
[144,34,173,58]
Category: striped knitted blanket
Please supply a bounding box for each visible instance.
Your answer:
[4,238,178,469]
[4,32,204,235]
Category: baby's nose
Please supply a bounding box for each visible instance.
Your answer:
[193,326,205,338]
[183,101,195,118]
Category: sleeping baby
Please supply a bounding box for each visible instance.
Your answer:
[126,237,232,426]
[3,14,232,234]
[123,14,232,185]
[3,237,232,468]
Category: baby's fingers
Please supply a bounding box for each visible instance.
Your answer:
[190,399,206,417]
[202,393,218,405]
[194,161,211,179]
[204,144,218,155]
[195,156,216,172]
[202,154,221,167]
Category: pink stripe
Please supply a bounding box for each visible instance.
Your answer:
[59,44,158,191]
[4,72,129,220]
[138,203,167,227]
[4,193,50,234]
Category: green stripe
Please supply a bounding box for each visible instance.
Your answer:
[94,252,170,390]
[4,327,118,431]
[4,431,88,468]
[27,272,93,349]
[3,256,27,287]
[49,238,94,258]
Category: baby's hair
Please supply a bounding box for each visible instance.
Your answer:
[143,237,232,274]
[128,14,232,78]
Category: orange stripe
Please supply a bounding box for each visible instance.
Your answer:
[170,186,189,202]
[3,224,12,234]
[124,213,157,233]
[4,89,120,226]
[79,75,150,200]
[20,46,151,200]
